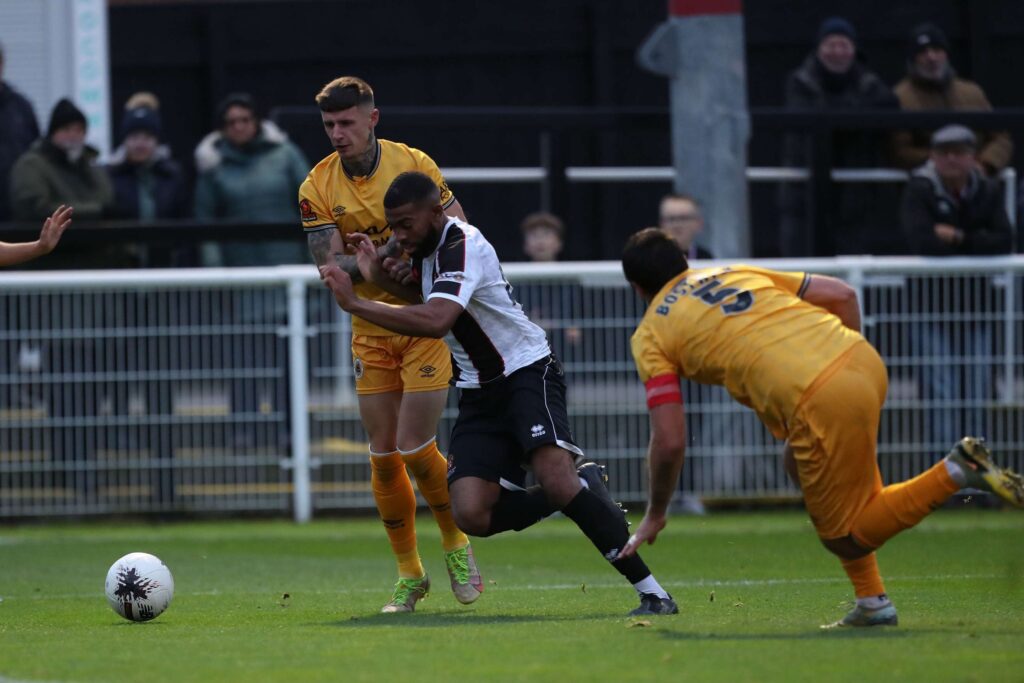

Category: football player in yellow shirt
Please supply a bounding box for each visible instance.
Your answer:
[618,227,1024,628]
[300,76,481,613]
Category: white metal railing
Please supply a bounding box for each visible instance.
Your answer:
[2,257,1023,520]
[443,166,1018,225]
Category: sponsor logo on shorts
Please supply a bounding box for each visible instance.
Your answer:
[353,357,364,380]
[446,453,455,475]
[299,199,318,222]
[419,364,437,378]
[531,424,546,438]
[604,548,620,562]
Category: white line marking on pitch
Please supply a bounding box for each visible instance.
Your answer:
[1,573,1005,601]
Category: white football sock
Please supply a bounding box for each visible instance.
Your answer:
[944,458,967,486]
[633,575,670,599]
[856,594,892,610]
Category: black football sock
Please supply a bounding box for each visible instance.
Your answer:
[561,488,652,584]
[486,486,558,534]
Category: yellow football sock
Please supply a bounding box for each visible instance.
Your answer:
[840,552,886,598]
[370,450,424,579]
[401,438,469,552]
[850,460,960,550]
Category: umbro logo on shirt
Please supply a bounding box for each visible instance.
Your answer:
[531,424,546,437]
[332,205,346,217]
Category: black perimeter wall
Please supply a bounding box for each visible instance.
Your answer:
[108,0,1024,259]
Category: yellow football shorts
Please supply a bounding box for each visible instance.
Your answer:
[787,341,889,541]
[351,334,452,395]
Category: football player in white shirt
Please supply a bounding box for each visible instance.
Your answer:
[320,172,677,616]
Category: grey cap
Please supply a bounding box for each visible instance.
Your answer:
[931,124,976,148]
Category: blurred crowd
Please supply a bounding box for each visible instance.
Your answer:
[0,18,1019,269]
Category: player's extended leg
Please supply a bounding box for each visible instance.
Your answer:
[358,390,427,613]
[396,389,481,605]
[530,445,678,616]
[850,436,1024,551]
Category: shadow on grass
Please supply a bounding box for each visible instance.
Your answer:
[653,625,1013,641]
[324,609,627,628]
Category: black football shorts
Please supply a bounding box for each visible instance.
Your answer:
[446,355,584,489]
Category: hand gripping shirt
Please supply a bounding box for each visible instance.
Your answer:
[299,139,455,336]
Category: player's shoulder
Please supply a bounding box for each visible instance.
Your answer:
[630,311,662,353]
[302,153,340,189]
[379,138,434,163]
[440,219,492,258]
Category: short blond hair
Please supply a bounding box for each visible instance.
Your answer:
[315,76,375,112]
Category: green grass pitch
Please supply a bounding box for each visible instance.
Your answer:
[1,510,1022,683]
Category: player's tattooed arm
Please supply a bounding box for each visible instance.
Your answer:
[307,227,363,283]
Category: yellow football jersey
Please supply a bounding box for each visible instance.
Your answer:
[299,139,455,336]
[631,265,865,439]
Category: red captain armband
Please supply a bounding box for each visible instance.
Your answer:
[644,374,682,409]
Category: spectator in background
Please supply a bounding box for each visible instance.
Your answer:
[659,195,714,515]
[658,194,713,259]
[779,17,899,256]
[521,211,564,262]
[892,23,1013,177]
[0,41,40,221]
[194,92,308,266]
[901,125,1012,450]
[9,98,114,223]
[107,92,190,267]
[517,211,580,359]
[108,93,188,221]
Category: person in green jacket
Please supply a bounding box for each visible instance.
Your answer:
[9,98,113,222]
[193,93,309,266]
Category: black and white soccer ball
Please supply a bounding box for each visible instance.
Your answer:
[104,552,174,622]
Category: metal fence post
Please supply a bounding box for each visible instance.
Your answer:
[286,276,313,522]
[1002,168,1018,244]
[1003,268,1016,405]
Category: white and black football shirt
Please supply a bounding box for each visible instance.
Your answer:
[420,218,551,388]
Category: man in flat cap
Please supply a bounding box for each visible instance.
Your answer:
[901,123,1012,451]
[892,23,1013,176]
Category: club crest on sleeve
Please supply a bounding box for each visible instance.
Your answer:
[299,199,318,222]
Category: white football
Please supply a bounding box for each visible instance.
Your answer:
[104,552,174,622]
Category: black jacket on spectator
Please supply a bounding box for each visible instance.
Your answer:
[106,145,189,220]
[901,161,1012,256]
[779,54,900,256]
[0,80,40,220]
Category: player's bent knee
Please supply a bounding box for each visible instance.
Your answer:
[448,480,496,537]
[820,534,874,560]
[450,503,492,537]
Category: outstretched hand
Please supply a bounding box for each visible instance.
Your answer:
[618,512,667,559]
[343,232,383,284]
[39,205,73,254]
[319,264,358,311]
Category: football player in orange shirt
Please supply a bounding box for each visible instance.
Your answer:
[618,227,1023,628]
[300,77,480,613]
